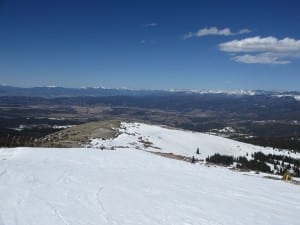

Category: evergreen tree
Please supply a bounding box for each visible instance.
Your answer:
[191,156,196,163]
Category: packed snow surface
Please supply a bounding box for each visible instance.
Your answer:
[88,122,299,159]
[0,147,300,225]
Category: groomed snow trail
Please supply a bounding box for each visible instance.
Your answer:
[1,147,300,225]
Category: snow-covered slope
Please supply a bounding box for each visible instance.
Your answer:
[1,147,300,225]
[87,122,299,159]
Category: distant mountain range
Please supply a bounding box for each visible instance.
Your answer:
[0,85,170,97]
[0,84,299,100]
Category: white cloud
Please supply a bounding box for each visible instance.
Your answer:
[219,36,300,53]
[219,36,300,64]
[183,27,250,39]
[144,23,158,27]
[232,53,290,64]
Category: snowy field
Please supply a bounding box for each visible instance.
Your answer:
[1,147,300,225]
[87,122,300,159]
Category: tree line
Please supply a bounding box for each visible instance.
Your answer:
[206,152,300,177]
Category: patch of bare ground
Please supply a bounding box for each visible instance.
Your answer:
[232,169,300,185]
[146,151,204,163]
[37,120,121,148]
[262,176,300,185]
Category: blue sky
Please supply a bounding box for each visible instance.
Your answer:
[0,0,300,90]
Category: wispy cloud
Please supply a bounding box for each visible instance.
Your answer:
[232,53,290,64]
[219,36,300,64]
[143,23,158,27]
[139,40,156,44]
[183,27,250,39]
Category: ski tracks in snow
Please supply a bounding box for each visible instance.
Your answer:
[96,186,110,224]
[0,169,7,178]
[47,203,70,225]
[95,186,120,225]
[0,214,4,225]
